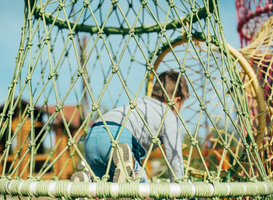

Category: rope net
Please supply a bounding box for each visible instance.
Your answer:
[236,0,273,47]
[0,0,272,199]
[240,16,273,181]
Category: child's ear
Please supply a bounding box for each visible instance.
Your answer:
[174,96,181,103]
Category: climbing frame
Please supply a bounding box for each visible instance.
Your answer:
[0,0,272,199]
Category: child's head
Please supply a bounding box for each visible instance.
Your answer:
[151,71,189,112]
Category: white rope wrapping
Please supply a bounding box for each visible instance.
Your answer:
[224,183,231,196]
[3,180,273,198]
[241,183,246,195]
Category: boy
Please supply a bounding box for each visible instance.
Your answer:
[84,70,189,182]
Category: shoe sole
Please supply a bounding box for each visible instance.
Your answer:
[70,171,90,182]
[113,143,134,183]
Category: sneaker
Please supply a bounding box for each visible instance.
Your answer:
[70,171,91,200]
[113,143,135,183]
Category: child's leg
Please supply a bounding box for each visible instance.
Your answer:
[134,159,149,183]
[85,124,133,182]
[85,125,115,181]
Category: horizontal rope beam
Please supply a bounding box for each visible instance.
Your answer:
[31,4,212,35]
[2,179,273,198]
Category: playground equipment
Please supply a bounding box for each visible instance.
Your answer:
[0,0,273,199]
[239,16,273,180]
[236,0,273,47]
[235,0,273,179]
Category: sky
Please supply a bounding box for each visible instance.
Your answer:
[0,1,241,106]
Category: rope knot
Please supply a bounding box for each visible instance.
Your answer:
[135,176,143,182]
[146,63,154,71]
[25,75,32,82]
[173,177,180,183]
[249,176,257,182]
[141,0,148,6]
[230,79,238,87]
[102,174,110,181]
[43,36,50,44]
[190,138,198,146]
[92,103,99,111]
[199,103,206,110]
[5,141,12,147]
[58,3,65,10]
[180,67,186,73]
[77,69,84,76]
[93,176,100,182]
[83,0,90,7]
[186,33,192,40]
[191,7,197,13]
[27,42,33,48]
[167,0,175,8]
[168,100,175,107]
[97,30,104,38]
[243,111,249,118]
[8,111,14,116]
[236,110,242,116]
[223,142,229,150]
[28,106,35,114]
[48,71,55,80]
[111,140,118,148]
[129,28,135,36]
[39,8,45,16]
[68,139,75,147]
[214,177,221,182]
[68,31,75,40]
[252,143,258,150]
[111,0,118,4]
[204,71,211,78]
[129,101,137,109]
[243,142,249,149]
[151,136,159,144]
[55,104,63,112]
[112,66,119,73]
[28,141,36,149]
[223,108,230,115]
[160,28,166,35]
[125,176,132,182]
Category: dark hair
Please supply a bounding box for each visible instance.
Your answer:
[151,71,189,103]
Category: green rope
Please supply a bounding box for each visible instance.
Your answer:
[96,180,116,199]
[118,182,143,199]
[150,182,172,199]
[0,0,271,198]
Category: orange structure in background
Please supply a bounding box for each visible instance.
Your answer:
[0,99,83,180]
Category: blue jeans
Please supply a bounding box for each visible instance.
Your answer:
[84,122,147,182]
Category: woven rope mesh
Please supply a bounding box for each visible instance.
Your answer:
[0,0,272,199]
[240,16,273,181]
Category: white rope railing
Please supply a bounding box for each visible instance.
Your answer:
[1,179,273,198]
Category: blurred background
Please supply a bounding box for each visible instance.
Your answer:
[0,1,240,106]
